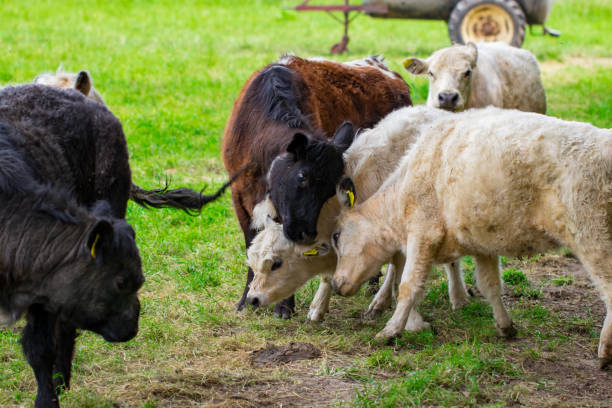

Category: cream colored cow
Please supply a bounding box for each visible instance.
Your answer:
[404,42,546,113]
[34,69,105,105]
[331,107,612,368]
[246,106,471,328]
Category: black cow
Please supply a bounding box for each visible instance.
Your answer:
[0,85,230,408]
[267,122,355,243]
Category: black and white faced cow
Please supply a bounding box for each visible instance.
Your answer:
[267,122,355,244]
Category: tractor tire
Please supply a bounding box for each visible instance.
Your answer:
[448,0,526,47]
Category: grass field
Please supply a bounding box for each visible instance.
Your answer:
[1,0,611,406]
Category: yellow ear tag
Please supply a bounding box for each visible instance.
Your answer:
[90,234,100,259]
[303,248,319,257]
[402,58,413,69]
[346,190,355,208]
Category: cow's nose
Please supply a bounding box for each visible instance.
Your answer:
[438,92,459,109]
[247,296,260,307]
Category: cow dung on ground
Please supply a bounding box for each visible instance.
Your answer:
[250,342,321,366]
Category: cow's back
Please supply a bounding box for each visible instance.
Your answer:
[286,56,412,137]
[404,108,611,254]
[476,43,546,113]
[0,85,131,217]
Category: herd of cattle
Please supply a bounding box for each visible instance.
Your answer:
[1,41,611,406]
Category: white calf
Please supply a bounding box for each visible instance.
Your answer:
[404,42,546,113]
[331,107,612,368]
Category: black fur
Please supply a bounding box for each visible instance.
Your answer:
[130,177,237,215]
[250,65,311,130]
[0,85,147,408]
[268,122,356,243]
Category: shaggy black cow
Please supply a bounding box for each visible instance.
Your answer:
[0,85,230,408]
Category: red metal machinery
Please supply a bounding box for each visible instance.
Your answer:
[294,1,388,54]
[293,0,559,54]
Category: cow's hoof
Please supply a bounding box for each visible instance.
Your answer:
[307,308,326,322]
[450,295,470,310]
[235,299,247,312]
[374,328,399,344]
[497,324,517,339]
[274,304,294,319]
[599,356,612,370]
[363,307,384,322]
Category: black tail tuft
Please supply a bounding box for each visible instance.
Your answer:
[129,176,236,216]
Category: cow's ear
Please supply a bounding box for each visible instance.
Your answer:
[336,177,356,208]
[287,133,309,159]
[403,57,428,75]
[74,70,93,96]
[87,220,113,259]
[466,42,478,66]
[332,121,355,153]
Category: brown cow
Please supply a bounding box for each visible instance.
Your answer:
[222,54,412,317]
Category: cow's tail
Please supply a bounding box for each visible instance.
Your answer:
[130,172,241,215]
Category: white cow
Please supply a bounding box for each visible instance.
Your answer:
[246,106,471,329]
[331,107,612,369]
[34,69,105,105]
[404,42,546,113]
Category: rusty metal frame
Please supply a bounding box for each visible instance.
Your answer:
[293,1,389,54]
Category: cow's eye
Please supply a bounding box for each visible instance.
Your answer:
[464,69,472,78]
[297,172,308,186]
[271,259,283,271]
[115,276,128,291]
[428,70,434,78]
[332,232,340,248]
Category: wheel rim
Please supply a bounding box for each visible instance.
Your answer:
[460,4,514,44]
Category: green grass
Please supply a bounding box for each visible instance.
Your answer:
[1,0,612,407]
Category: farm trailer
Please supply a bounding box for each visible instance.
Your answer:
[294,0,559,53]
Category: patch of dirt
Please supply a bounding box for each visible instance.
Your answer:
[250,342,321,366]
[140,358,358,408]
[204,373,356,408]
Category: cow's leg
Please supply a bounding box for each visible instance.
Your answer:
[21,305,60,408]
[444,261,471,310]
[364,264,396,319]
[307,274,332,322]
[570,244,612,369]
[236,240,257,312]
[52,320,77,393]
[233,189,258,312]
[375,235,433,342]
[474,255,515,338]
